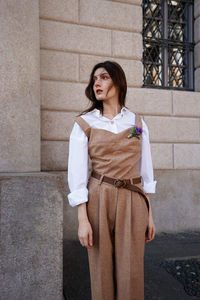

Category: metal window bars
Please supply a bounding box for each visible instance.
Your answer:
[142,0,194,90]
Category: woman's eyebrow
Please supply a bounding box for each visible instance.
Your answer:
[93,72,109,78]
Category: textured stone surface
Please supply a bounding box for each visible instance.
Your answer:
[112,31,142,59]
[80,0,142,32]
[195,68,200,92]
[0,173,64,300]
[41,111,77,140]
[151,143,173,169]
[173,91,200,116]
[174,144,200,169]
[194,17,200,43]
[126,88,172,115]
[194,42,200,69]
[143,116,200,142]
[151,170,200,233]
[41,80,89,111]
[60,171,80,241]
[40,19,111,56]
[39,0,78,22]
[0,0,40,172]
[194,0,200,19]
[40,49,79,81]
[41,141,69,171]
[105,0,142,5]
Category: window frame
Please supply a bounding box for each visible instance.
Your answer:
[142,0,195,91]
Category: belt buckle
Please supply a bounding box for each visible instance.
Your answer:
[113,179,126,188]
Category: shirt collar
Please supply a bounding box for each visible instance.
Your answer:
[93,106,128,118]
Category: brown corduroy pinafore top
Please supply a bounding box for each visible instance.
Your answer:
[75,112,149,211]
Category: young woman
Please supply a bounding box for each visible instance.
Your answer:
[68,60,157,300]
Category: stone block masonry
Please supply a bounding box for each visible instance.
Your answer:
[0,173,64,300]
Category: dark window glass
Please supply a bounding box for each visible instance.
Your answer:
[142,0,194,90]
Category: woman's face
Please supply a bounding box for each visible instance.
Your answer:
[93,67,118,102]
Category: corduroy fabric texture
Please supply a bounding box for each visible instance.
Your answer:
[75,113,149,300]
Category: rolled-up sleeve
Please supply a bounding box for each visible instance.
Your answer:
[67,121,89,207]
[140,119,157,193]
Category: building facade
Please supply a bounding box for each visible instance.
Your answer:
[1,0,200,232]
[0,1,200,298]
[38,0,200,234]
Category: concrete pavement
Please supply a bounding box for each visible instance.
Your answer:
[63,231,200,300]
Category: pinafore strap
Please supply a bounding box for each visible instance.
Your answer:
[135,113,142,129]
[75,115,91,139]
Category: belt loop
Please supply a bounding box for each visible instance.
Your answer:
[130,178,133,185]
[98,174,104,185]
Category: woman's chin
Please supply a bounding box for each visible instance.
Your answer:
[96,95,105,100]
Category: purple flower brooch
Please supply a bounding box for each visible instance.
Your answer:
[127,125,143,139]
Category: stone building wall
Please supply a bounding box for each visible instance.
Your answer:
[0,1,40,172]
[0,2,64,298]
[39,0,200,235]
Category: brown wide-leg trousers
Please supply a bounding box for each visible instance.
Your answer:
[86,176,149,300]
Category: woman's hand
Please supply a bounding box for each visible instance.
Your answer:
[78,218,93,249]
[145,214,156,243]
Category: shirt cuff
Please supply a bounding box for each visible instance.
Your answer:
[142,180,157,193]
[67,188,88,207]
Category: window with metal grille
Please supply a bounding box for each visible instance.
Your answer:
[142,0,194,90]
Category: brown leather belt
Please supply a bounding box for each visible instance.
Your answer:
[91,170,149,213]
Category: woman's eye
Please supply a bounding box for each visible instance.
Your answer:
[93,75,109,81]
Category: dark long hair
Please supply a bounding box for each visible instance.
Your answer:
[76,60,128,116]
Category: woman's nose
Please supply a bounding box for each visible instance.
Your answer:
[94,78,101,86]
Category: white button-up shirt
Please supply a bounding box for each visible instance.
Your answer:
[67,106,157,207]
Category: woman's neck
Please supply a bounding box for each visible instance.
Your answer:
[101,104,122,118]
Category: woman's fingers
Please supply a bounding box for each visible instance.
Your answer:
[80,236,89,247]
[147,226,152,242]
[88,230,93,247]
[145,224,156,242]
[85,228,93,248]
[152,226,156,240]
[82,232,93,248]
[83,236,89,247]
